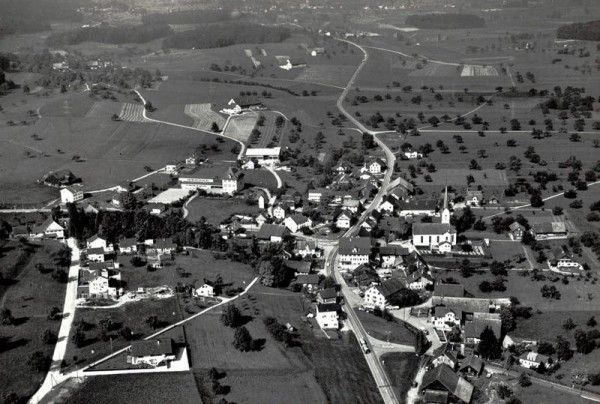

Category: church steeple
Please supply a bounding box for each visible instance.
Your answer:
[441,186,450,224]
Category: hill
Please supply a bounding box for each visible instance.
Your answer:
[557,20,600,41]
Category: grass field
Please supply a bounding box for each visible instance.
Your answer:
[65,298,182,369]
[184,103,226,131]
[381,352,421,403]
[184,196,261,225]
[0,240,69,402]
[356,311,416,346]
[66,372,202,404]
[223,112,257,143]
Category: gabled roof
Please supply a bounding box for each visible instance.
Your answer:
[316,303,338,313]
[283,259,311,273]
[256,224,288,240]
[34,217,64,233]
[155,239,177,249]
[369,158,387,167]
[459,354,483,374]
[518,351,551,364]
[296,274,320,284]
[434,306,460,318]
[421,364,473,403]
[398,199,438,211]
[412,223,456,236]
[532,221,566,234]
[318,288,338,300]
[87,247,105,255]
[432,343,459,366]
[379,245,410,256]
[119,238,138,248]
[466,190,483,199]
[130,339,174,357]
[87,235,104,243]
[433,297,490,315]
[287,214,310,225]
[433,283,465,298]
[464,318,502,340]
[339,237,372,255]
[375,278,405,299]
[509,222,525,231]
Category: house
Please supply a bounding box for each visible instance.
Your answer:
[432,306,461,331]
[354,264,380,290]
[283,259,312,276]
[310,47,326,56]
[403,150,422,159]
[279,58,307,70]
[147,204,166,215]
[334,161,351,174]
[296,274,320,292]
[315,304,339,329]
[221,97,264,115]
[256,213,268,228]
[284,215,312,233]
[434,283,465,298]
[317,288,338,304]
[11,226,30,239]
[335,210,353,230]
[179,166,244,195]
[185,155,198,166]
[508,222,526,240]
[308,188,330,203]
[273,204,289,220]
[366,158,386,174]
[32,218,65,239]
[256,224,288,243]
[379,245,409,268]
[519,351,554,370]
[464,313,502,344]
[412,223,457,253]
[431,344,459,370]
[459,354,484,377]
[364,278,406,309]
[548,246,583,271]
[77,267,122,299]
[404,270,433,290]
[196,283,215,298]
[87,248,105,262]
[342,198,361,213]
[129,339,176,367]
[502,335,537,350]
[60,185,84,204]
[465,190,483,207]
[431,297,494,320]
[115,181,134,193]
[244,147,281,165]
[531,221,568,240]
[294,240,320,258]
[118,238,138,254]
[421,364,474,404]
[152,239,177,255]
[42,170,78,187]
[338,237,371,271]
[398,199,438,217]
[87,235,108,251]
[379,195,401,213]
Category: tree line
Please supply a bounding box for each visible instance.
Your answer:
[405,13,485,29]
[142,9,238,25]
[162,22,291,49]
[46,23,173,46]
[0,0,81,35]
[557,20,600,41]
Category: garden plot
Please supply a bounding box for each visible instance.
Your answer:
[460,65,499,77]
[118,103,148,122]
[223,113,257,143]
[184,103,226,131]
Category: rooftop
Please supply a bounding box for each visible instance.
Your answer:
[130,338,174,357]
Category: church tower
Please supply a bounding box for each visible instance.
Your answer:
[441,186,450,224]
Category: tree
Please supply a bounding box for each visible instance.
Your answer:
[537,341,555,355]
[556,335,573,361]
[211,122,220,132]
[519,372,532,387]
[497,384,513,400]
[575,329,596,354]
[221,304,242,328]
[460,259,473,277]
[477,326,502,359]
[490,261,508,276]
[48,306,62,320]
[1,308,14,325]
[41,329,57,344]
[479,281,493,293]
[588,316,597,327]
[120,326,134,340]
[145,315,160,330]
[71,328,86,347]
[119,191,137,210]
[500,306,515,334]
[27,351,51,372]
[562,318,576,330]
[233,326,253,352]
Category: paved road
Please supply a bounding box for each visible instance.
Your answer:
[30,238,81,404]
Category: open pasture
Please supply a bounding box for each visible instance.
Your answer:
[224,113,257,144]
[184,103,226,131]
[294,64,356,88]
[39,93,97,118]
[184,196,261,225]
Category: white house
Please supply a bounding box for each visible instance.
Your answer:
[164,164,179,175]
[256,213,268,228]
[403,150,422,159]
[196,283,215,298]
[244,147,281,165]
[379,195,400,213]
[342,198,360,213]
[364,278,405,309]
[284,215,312,233]
[379,245,408,269]
[129,339,176,367]
[32,218,65,239]
[256,224,288,243]
[338,237,371,271]
[432,306,461,331]
[77,267,122,299]
[519,351,553,370]
[412,223,457,253]
[279,58,307,70]
[60,185,84,204]
[118,238,138,254]
[87,247,105,262]
[335,210,353,230]
[315,304,339,329]
[405,270,433,290]
[465,190,483,207]
[273,205,289,220]
[367,158,386,174]
[549,247,583,271]
[87,235,108,251]
[308,188,329,203]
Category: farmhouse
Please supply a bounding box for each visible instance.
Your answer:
[11,226,30,239]
[87,235,109,251]
[308,188,330,203]
[129,339,176,367]
[256,224,288,243]
[118,238,138,254]
[317,288,338,304]
[42,170,78,187]
[284,215,312,233]
[338,237,372,271]
[464,313,502,344]
[459,355,484,377]
[508,222,526,240]
[380,195,401,213]
[87,247,106,262]
[335,210,353,229]
[294,240,320,258]
[362,158,387,174]
[32,218,65,239]
[296,274,320,292]
[531,221,568,240]
[149,239,177,255]
[245,147,281,165]
[179,166,244,195]
[77,267,122,299]
[404,270,433,290]
[364,278,406,309]
[548,246,583,271]
[379,245,409,268]
[221,97,264,115]
[60,185,84,204]
[315,304,339,329]
[519,351,554,370]
[431,344,459,370]
[420,364,474,404]
[279,58,307,70]
[196,283,215,298]
[432,306,461,331]
[273,204,289,220]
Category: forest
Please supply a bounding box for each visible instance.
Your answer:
[0,0,81,35]
[162,22,291,49]
[405,13,485,29]
[557,20,600,41]
[141,9,239,25]
[45,23,173,46]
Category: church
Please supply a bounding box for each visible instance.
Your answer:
[411,187,457,253]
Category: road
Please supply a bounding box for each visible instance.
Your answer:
[30,238,81,404]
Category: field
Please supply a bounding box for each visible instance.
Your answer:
[0,240,69,402]
[356,311,416,346]
[381,352,421,403]
[65,372,202,404]
[223,112,257,143]
[184,103,226,131]
[184,196,261,225]
[64,298,182,369]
